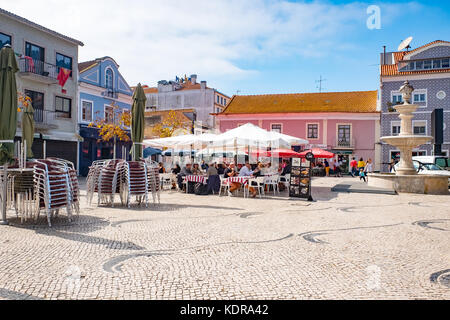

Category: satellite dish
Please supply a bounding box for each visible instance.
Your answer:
[398,36,413,51]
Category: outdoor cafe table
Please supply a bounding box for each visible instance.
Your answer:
[184,175,208,193]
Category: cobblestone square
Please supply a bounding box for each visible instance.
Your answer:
[0,177,449,300]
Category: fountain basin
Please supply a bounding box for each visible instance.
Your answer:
[380,135,432,147]
[368,173,449,195]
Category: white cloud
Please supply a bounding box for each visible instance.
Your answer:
[1,0,420,89]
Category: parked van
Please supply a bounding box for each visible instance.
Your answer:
[413,156,450,171]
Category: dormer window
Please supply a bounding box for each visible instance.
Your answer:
[106,68,114,90]
[399,57,450,71]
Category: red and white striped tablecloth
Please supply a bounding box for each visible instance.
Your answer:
[185,175,208,184]
[226,176,250,185]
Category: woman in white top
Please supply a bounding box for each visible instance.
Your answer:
[364,159,374,181]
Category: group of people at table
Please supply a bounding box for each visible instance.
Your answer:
[158,160,292,198]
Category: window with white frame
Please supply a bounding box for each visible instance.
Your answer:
[81,100,93,122]
[271,124,282,133]
[105,68,114,90]
[105,106,114,124]
[307,124,319,139]
[391,121,401,136]
[413,121,427,135]
[412,150,427,157]
[413,93,426,103]
[392,93,403,105]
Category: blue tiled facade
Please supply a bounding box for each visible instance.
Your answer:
[78,57,133,176]
[380,43,450,172]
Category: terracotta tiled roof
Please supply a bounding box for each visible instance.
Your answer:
[406,40,450,55]
[219,91,378,114]
[143,87,158,94]
[78,60,98,72]
[381,40,450,77]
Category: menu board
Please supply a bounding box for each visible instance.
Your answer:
[289,155,313,201]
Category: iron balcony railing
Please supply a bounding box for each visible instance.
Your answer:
[334,138,356,149]
[101,89,119,99]
[34,110,57,125]
[18,57,58,80]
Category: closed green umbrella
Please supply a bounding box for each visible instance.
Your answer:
[22,101,34,158]
[0,44,18,224]
[131,83,146,160]
[0,44,18,165]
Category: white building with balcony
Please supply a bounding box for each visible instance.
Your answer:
[0,8,84,167]
[142,74,230,131]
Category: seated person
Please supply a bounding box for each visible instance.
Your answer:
[177,163,192,190]
[172,164,181,175]
[223,163,237,178]
[229,162,258,197]
[217,163,225,175]
[201,160,209,171]
[192,163,203,175]
[158,162,166,174]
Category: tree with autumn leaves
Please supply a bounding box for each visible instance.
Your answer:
[152,110,190,138]
[88,102,131,159]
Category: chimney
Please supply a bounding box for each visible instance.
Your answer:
[190,74,197,84]
[200,81,207,90]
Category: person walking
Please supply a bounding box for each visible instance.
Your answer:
[350,157,358,177]
[357,157,366,172]
[324,159,330,177]
[359,168,366,182]
[364,158,374,182]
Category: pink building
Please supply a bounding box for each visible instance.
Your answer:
[215,91,381,172]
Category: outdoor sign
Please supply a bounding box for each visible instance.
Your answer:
[289,153,313,201]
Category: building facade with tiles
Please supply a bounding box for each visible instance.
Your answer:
[0,8,83,167]
[379,40,450,172]
[78,57,133,176]
[215,91,381,172]
[142,74,230,131]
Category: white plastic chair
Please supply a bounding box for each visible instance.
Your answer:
[279,174,290,191]
[248,177,265,199]
[218,176,230,197]
[265,174,280,195]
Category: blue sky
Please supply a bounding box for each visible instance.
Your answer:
[2,0,450,96]
[219,0,450,95]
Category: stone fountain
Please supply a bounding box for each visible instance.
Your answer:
[369,81,449,194]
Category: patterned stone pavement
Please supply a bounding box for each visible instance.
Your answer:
[0,177,449,300]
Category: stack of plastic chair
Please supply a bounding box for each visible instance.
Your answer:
[33,159,73,227]
[6,161,36,223]
[145,159,160,204]
[48,158,80,215]
[120,161,149,208]
[86,160,107,206]
[97,159,124,207]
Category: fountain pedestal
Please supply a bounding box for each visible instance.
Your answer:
[368,81,448,195]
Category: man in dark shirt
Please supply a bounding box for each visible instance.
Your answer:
[281,160,291,176]
[223,163,237,178]
[177,163,192,190]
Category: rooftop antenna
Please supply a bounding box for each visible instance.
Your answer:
[315,75,327,93]
[398,36,413,52]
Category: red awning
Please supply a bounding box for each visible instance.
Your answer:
[250,148,303,158]
[299,148,335,159]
